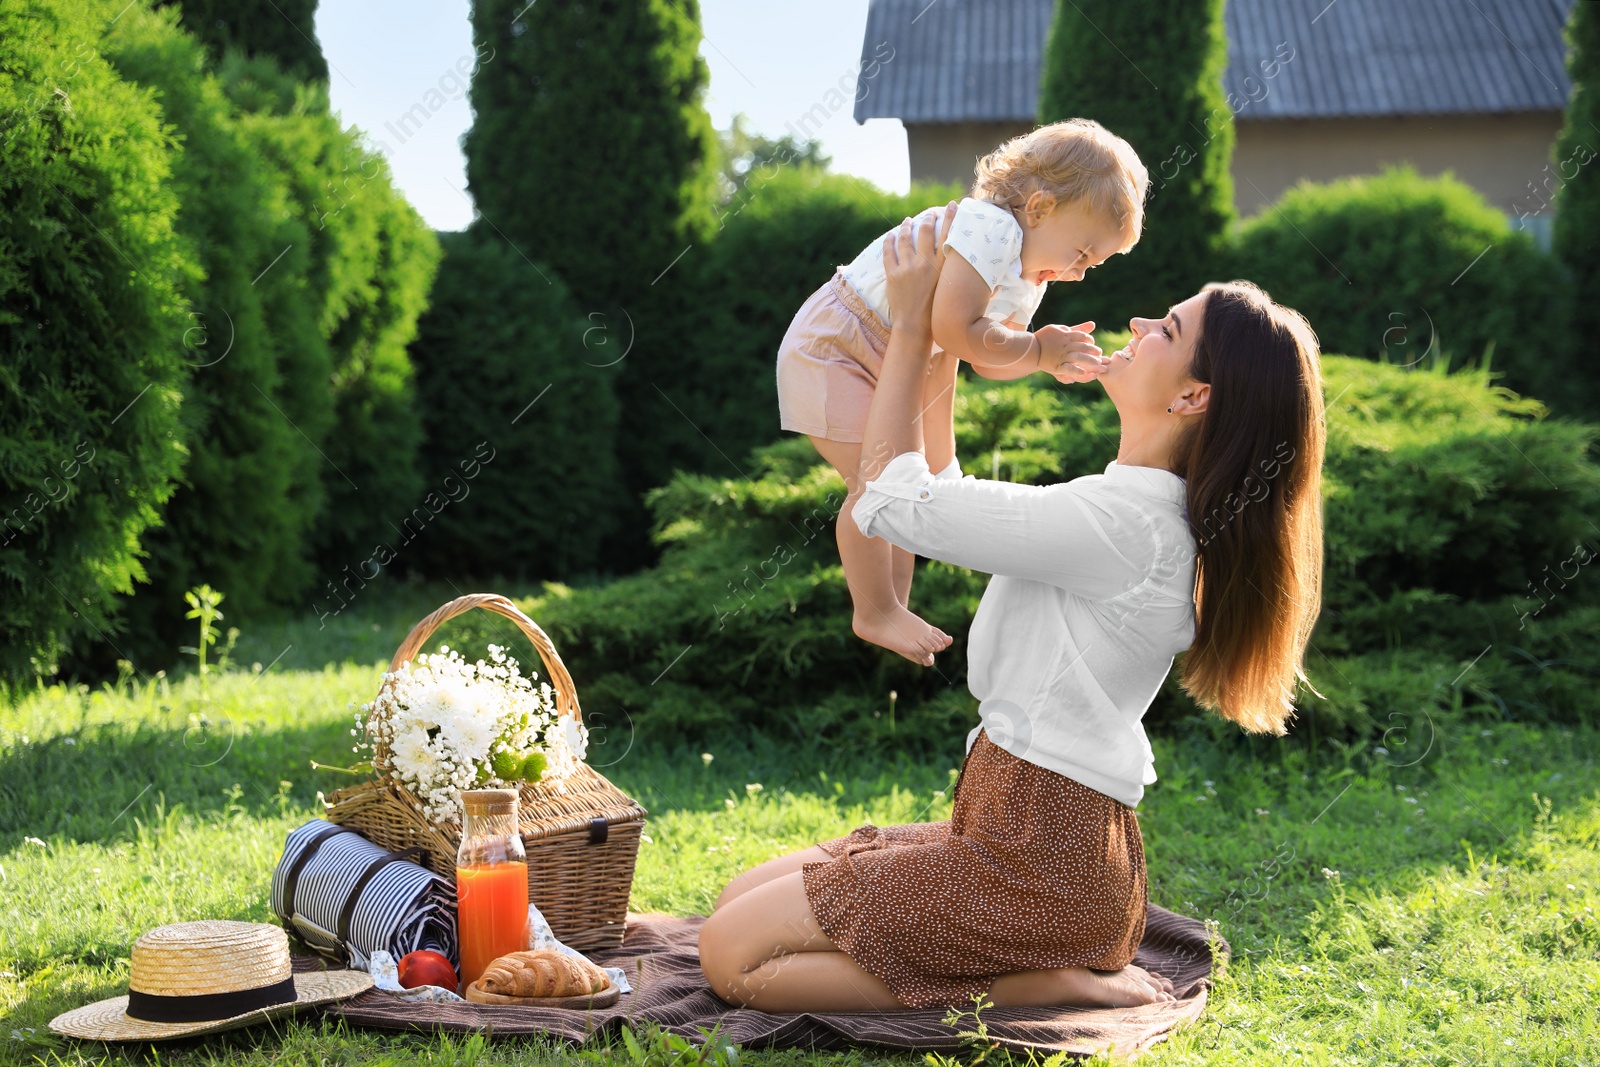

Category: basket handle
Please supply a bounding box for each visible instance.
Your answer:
[388,593,583,723]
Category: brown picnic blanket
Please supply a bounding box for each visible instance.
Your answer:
[302,905,1224,1057]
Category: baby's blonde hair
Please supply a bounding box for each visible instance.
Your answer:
[971,118,1149,253]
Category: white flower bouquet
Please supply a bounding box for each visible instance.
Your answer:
[353,643,589,826]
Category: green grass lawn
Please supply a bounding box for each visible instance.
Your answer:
[2,590,1596,1065]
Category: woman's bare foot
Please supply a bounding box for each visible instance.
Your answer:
[1068,964,1175,1007]
[852,604,952,666]
[988,963,1175,1009]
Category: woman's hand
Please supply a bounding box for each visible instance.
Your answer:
[857,202,959,494]
[882,200,957,346]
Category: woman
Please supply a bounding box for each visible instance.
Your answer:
[698,206,1326,1013]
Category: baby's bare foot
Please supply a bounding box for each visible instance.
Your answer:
[852,605,952,666]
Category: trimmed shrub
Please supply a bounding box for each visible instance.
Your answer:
[1554,0,1600,413]
[152,0,327,83]
[216,54,442,576]
[461,0,719,303]
[1037,0,1236,329]
[439,357,1600,753]
[102,3,334,664]
[1308,357,1600,729]
[461,0,720,575]
[405,229,622,582]
[0,0,195,680]
[1227,168,1577,412]
[1318,357,1598,613]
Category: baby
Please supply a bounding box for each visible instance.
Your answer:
[775,118,1150,666]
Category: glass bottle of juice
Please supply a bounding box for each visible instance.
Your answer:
[456,788,530,989]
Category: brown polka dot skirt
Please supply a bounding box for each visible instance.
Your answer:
[800,726,1148,1009]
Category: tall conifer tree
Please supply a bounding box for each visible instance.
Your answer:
[462,0,718,303]
[1553,0,1600,409]
[462,0,720,569]
[153,0,327,82]
[1037,0,1237,327]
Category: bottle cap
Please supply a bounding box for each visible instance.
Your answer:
[460,788,519,815]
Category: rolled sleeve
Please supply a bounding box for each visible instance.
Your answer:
[852,451,938,541]
[851,452,1151,599]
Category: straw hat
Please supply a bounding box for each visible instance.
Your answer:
[49,920,373,1042]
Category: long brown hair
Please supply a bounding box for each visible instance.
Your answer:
[1170,281,1325,734]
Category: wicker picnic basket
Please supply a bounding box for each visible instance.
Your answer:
[321,593,647,951]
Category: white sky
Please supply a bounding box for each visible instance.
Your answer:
[314,0,910,232]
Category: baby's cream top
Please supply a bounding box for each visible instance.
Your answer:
[838,197,1048,329]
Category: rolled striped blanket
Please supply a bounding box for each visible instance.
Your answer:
[270,819,458,970]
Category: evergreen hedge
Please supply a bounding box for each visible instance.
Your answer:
[461,0,721,572]
[1227,168,1577,412]
[153,0,327,83]
[1554,0,1600,412]
[0,0,194,679]
[406,229,622,582]
[102,3,335,663]
[216,54,442,578]
[439,359,1600,754]
[4,2,438,678]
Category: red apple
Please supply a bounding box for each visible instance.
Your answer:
[397,949,459,993]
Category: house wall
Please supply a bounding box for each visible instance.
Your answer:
[1233,112,1563,219]
[907,122,1034,191]
[905,112,1564,222]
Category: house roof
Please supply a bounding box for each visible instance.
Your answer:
[853,0,1575,125]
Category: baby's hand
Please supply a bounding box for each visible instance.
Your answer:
[1034,321,1106,383]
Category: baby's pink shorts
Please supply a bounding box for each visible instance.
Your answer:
[775,270,890,445]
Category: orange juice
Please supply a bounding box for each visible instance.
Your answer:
[456,861,530,987]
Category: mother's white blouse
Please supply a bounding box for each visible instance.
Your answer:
[853,450,1198,808]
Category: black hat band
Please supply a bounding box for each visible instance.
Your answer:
[124,975,298,1023]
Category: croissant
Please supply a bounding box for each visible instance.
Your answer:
[478,949,610,998]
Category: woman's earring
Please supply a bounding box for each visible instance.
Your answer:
[1167,406,1173,413]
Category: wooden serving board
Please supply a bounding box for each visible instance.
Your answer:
[463,978,620,1009]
